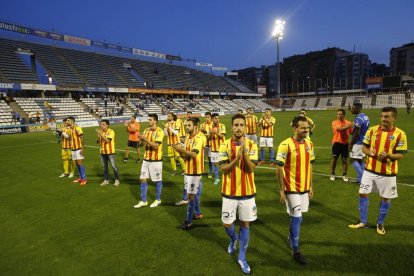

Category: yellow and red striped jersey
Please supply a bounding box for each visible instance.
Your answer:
[69,125,84,150]
[99,128,116,154]
[276,137,315,193]
[260,116,276,137]
[165,119,185,145]
[143,126,164,161]
[183,131,205,175]
[245,115,258,134]
[363,125,407,176]
[210,123,226,152]
[219,138,258,198]
[61,127,71,149]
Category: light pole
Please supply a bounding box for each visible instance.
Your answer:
[272,19,285,98]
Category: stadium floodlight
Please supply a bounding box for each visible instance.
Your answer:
[272,19,285,98]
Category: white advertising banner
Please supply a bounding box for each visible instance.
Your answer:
[21,83,56,91]
[132,48,166,59]
[212,66,228,71]
[108,87,128,93]
[196,62,213,67]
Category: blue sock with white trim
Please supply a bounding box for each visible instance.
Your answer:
[377,200,390,225]
[359,197,369,224]
[140,182,148,202]
[155,181,162,200]
[238,226,250,260]
[290,216,302,253]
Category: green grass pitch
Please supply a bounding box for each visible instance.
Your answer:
[1,108,413,275]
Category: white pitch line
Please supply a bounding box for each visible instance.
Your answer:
[315,146,414,153]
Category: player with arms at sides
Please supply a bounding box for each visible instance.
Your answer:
[200,112,214,179]
[349,103,370,184]
[349,107,407,235]
[245,107,258,144]
[276,116,315,265]
[123,115,141,163]
[172,117,205,229]
[58,118,75,178]
[220,114,258,274]
[164,112,186,176]
[96,119,120,187]
[257,108,276,166]
[67,116,87,185]
[330,109,353,181]
[210,113,226,185]
[133,114,165,209]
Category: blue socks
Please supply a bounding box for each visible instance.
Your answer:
[213,166,219,179]
[141,182,148,202]
[156,181,162,200]
[260,148,265,161]
[77,165,86,179]
[290,216,302,253]
[182,185,188,201]
[359,197,369,224]
[195,182,202,215]
[224,224,237,242]
[352,160,364,182]
[270,148,275,162]
[208,160,213,174]
[238,226,250,260]
[377,200,390,225]
[186,199,195,223]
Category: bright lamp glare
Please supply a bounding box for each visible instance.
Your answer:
[272,19,286,39]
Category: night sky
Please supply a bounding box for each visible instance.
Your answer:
[1,0,413,70]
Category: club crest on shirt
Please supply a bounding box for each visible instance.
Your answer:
[388,135,395,140]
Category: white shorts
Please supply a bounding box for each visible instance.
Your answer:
[245,134,258,144]
[359,170,398,199]
[350,144,365,159]
[221,197,257,224]
[71,149,84,160]
[210,151,221,163]
[285,193,309,217]
[140,160,163,182]
[204,147,211,159]
[184,175,202,195]
[259,137,274,148]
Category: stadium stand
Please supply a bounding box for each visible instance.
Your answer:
[0,99,19,125]
[292,98,318,109]
[376,94,406,108]
[344,95,374,109]
[317,96,344,109]
[14,97,95,122]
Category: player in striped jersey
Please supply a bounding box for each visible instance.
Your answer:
[219,114,258,274]
[58,118,75,178]
[164,112,186,176]
[349,107,407,235]
[200,112,214,178]
[257,108,276,166]
[133,114,165,209]
[67,116,87,186]
[96,120,120,187]
[276,116,315,264]
[245,107,258,144]
[172,117,205,229]
[210,113,226,185]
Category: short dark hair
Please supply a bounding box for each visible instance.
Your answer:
[131,115,136,119]
[231,114,245,124]
[187,111,192,114]
[186,117,199,125]
[173,114,177,121]
[148,113,158,121]
[381,106,397,116]
[63,117,68,122]
[246,107,252,111]
[353,103,363,109]
[337,108,346,115]
[265,108,271,111]
[168,112,175,116]
[291,116,308,128]
[212,113,219,118]
[67,116,75,122]
[238,109,243,112]
[101,119,110,125]
[205,112,211,116]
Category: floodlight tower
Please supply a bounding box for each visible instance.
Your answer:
[272,19,285,98]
